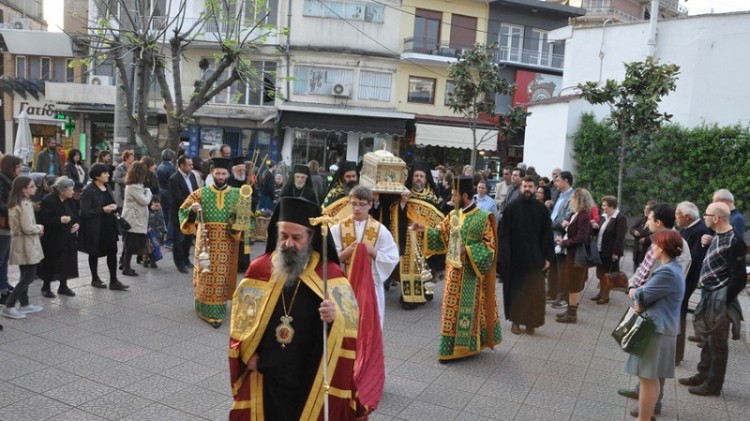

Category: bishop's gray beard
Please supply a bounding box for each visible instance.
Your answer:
[272,242,312,288]
[413,181,425,192]
[294,181,305,189]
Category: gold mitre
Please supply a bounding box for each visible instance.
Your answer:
[359,149,408,194]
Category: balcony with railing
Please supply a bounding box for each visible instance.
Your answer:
[402,37,474,61]
[492,46,564,71]
[579,0,640,23]
[636,0,689,17]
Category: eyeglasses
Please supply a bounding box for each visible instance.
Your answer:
[704,214,715,218]
[350,201,370,208]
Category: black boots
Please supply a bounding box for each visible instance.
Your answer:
[57,279,75,297]
[41,281,56,298]
[556,304,578,323]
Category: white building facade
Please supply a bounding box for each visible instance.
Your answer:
[524,11,750,176]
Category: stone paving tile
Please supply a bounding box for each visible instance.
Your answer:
[571,401,628,421]
[417,383,474,409]
[121,374,190,401]
[463,394,522,420]
[0,395,73,420]
[162,359,224,384]
[77,390,154,420]
[118,403,204,421]
[508,404,573,421]
[159,385,228,417]
[42,377,117,407]
[0,382,35,408]
[123,350,187,374]
[44,408,110,421]
[9,366,82,394]
[397,400,460,421]
[84,363,153,389]
[0,356,47,381]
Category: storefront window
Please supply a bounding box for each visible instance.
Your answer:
[41,57,51,80]
[292,130,347,169]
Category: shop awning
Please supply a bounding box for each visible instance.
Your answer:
[279,103,413,136]
[0,30,74,57]
[415,123,498,151]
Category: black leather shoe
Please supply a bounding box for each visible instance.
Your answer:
[91,278,107,289]
[109,280,130,291]
[631,406,661,417]
[122,269,139,277]
[688,385,721,396]
[176,266,189,274]
[57,287,76,297]
[41,289,56,299]
[617,388,639,399]
[678,375,705,386]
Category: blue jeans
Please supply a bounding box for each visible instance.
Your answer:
[0,235,10,294]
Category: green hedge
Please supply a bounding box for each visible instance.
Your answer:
[573,113,750,214]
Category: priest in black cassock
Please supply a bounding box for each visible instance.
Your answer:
[499,175,555,335]
[279,164,320,205]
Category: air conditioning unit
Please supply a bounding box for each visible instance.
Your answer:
[11,18,30,30]
[331,83,351,98]
[89,75,112,85]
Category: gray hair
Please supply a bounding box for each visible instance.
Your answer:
[676,201,700,221]
[51,177,75,194]
[713,188,734,204]
[161,148,176,161]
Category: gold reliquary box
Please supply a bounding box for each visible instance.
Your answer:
[359,149,408,194]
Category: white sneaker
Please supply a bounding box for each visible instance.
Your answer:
[18,304,43,314]
[1,307,26,319]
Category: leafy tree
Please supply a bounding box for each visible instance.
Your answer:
[448,44,528,169]
[578,57,679,204]
[83,0,280,155]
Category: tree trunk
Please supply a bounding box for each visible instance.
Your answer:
[617,132,627,206]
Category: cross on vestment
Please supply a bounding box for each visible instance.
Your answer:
[363,226,378,244]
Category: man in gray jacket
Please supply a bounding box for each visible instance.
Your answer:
[34,137,62,176]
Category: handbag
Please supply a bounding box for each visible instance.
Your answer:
[611,307,657,356]
[574,238,602,267]
[114,212,132,232]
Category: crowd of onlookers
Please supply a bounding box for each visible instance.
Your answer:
[0,141,746,421]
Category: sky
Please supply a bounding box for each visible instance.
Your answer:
[42,0,750,32]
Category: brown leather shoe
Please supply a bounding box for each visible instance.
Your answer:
[511,323,521,335]
[596,297,610,305]
[687,335,702,343]
[526,326,535,335]
[590,294,601,301]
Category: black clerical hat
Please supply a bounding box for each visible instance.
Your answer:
[211,158,233,171]
[293,164,310,176]
[231,156,247,167]
[277,197,319,229]
[455,176,474,197]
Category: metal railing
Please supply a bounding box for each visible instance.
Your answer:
[492,46,565,70]
[402,37,474,58]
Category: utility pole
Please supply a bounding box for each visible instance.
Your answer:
[647,0,660,56]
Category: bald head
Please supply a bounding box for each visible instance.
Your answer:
[705,202,731,232]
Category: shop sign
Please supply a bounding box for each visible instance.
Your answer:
[14,98,66,122]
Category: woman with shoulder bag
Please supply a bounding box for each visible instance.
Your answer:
[0,155,22,307]
[554,188,593,324]
[121,162,152,277]
[625,230,685,421]
[79,163,129,291]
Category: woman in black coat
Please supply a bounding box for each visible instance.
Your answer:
[78,164,129,291]
[37,177,79,297]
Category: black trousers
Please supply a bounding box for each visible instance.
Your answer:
[696,319,730,390]
[172,221,193,270]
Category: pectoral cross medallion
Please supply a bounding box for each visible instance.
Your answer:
[275,315,295,348]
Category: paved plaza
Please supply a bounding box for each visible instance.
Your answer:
[0,243,748,421]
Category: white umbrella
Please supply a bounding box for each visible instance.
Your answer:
[14,110,33,165]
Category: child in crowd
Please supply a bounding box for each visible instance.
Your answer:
[142,196,166,268]
[2,176,45,320]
